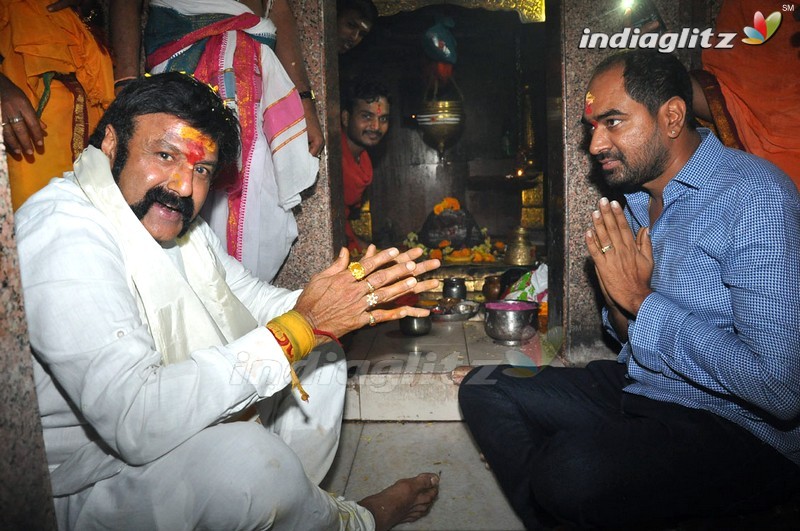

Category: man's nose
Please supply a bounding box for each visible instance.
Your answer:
[169,167,194,197]
[588,128,609,156]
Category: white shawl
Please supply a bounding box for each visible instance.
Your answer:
[72,146,258,365]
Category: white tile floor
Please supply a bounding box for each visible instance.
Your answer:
[318,314,565,530]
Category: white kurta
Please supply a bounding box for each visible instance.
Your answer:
[15,172,373,529]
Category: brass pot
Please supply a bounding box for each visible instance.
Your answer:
[504,226,535,266]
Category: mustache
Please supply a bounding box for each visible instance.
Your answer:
[129,187,194,226]
[595,150,625,165]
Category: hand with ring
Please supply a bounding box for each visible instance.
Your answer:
[0,73,46,157]
[293,244,441,341]
[585,196,654,318]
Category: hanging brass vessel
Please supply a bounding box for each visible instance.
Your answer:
[416,100,464,157]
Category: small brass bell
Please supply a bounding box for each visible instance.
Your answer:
[504,226,535,266]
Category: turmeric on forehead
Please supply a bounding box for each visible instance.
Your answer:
[584,92,595,115]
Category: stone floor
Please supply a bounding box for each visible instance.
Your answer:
[318,315,562,530]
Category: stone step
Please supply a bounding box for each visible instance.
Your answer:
[342,319,562,421]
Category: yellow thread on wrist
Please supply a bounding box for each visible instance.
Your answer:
[266,311,315,401]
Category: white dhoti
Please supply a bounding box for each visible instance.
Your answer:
[53,349,375,530]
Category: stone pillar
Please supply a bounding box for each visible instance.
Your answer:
[275,0,345,289]
[556,0,720,364]
[0,125,56,527]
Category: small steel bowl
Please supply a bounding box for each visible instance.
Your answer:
[484,300,538,345]
[399,315,432,336]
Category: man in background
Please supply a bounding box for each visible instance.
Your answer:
[337,0,377,54]
[1,0,114,209]
[341,77,391,254]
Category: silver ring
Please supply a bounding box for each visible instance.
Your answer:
[365,279,375,294]
[600,244,614,254]
[7,116,23,125]
[368,312,376,326]
[366,292,379,308]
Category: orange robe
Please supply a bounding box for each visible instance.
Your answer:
[0,0,114,209]
[702,0,800,187]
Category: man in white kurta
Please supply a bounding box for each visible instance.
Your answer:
[15,72,439,530]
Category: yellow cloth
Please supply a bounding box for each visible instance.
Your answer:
[702,0,800,188]
[0,0,114,208]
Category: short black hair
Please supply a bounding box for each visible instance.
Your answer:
[341,77,391,113]
[88,72,240,180]
[592,49,696,128]
[337,0,378,25]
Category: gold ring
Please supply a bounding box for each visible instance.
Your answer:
[365,279,375,293]
[368,312,376,326]
[348,261,366,281]
[366,292,379,308]
[600,244,614,254]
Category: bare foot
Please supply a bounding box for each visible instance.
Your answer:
[451,365,472,385]
[358,473,440,531]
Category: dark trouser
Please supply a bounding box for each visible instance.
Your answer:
[458,361,800,530]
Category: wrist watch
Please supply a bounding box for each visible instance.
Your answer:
[298,89,315,101]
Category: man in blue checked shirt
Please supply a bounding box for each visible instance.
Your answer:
[459,49,800,529]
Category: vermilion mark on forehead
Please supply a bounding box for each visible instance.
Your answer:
[184,141,205,165]
[178,125,216,165]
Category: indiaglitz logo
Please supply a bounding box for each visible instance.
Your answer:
[741,11,782,45]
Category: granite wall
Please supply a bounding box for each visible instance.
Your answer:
[0,118,56,528]
[274,0,346,289]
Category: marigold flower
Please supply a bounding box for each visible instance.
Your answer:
[438,240,451,248]
[433,197,461,215]
[430,249,443,260]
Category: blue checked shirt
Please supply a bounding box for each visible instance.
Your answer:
[603,129,800,466]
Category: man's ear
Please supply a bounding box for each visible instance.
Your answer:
[662,96,687,137]
[341,110,350,128]
[100,124,118,163]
